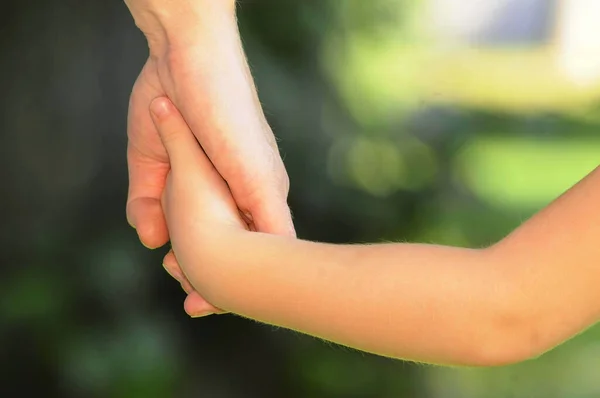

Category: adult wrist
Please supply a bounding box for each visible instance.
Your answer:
[125,0,237,58]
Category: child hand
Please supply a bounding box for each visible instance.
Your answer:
[149,97,250,317]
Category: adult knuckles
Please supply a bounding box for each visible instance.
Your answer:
[236,162,289,213]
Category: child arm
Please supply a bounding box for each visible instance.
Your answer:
[152,95,600,367]
[191,166,600,367]
[195,232,510,366]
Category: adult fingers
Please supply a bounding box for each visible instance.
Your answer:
[245,184,295,237]
[126,145,170,248]
[166,41,296,237]
[126,73,170,248]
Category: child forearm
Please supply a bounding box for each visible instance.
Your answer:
[196,167,600,367]
[191,230,524,367]
[157,94,600,367]
[182,166,600,367]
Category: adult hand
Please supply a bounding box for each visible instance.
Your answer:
[124,0,295,314]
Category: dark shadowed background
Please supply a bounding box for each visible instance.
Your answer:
[2,0,600,397]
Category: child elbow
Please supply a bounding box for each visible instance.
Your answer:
[471,312,546,367]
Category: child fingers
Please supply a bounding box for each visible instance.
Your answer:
[149,97,209,173]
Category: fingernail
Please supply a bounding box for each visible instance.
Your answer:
[180,282,193,294]
[150,97,170,119]
[127,218,136,230]
[138,233,158,250]
[190,311,213,319]
[141,241,157,250]
[163,263,181,282]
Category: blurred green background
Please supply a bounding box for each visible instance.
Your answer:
[2,0,600,397]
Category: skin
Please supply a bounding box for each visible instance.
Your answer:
[151,96,600,367]
[123,0,294,315]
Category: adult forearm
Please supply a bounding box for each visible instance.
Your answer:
[191,230,525,367]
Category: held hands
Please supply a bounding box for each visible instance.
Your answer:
[125,1,293,244]
[150,97,249,317]
[124,0,294,315]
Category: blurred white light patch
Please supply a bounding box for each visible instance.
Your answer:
[427,0,551,45]
[556,0,600,85]
[454,136,600,208]
[428,0,500,43]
